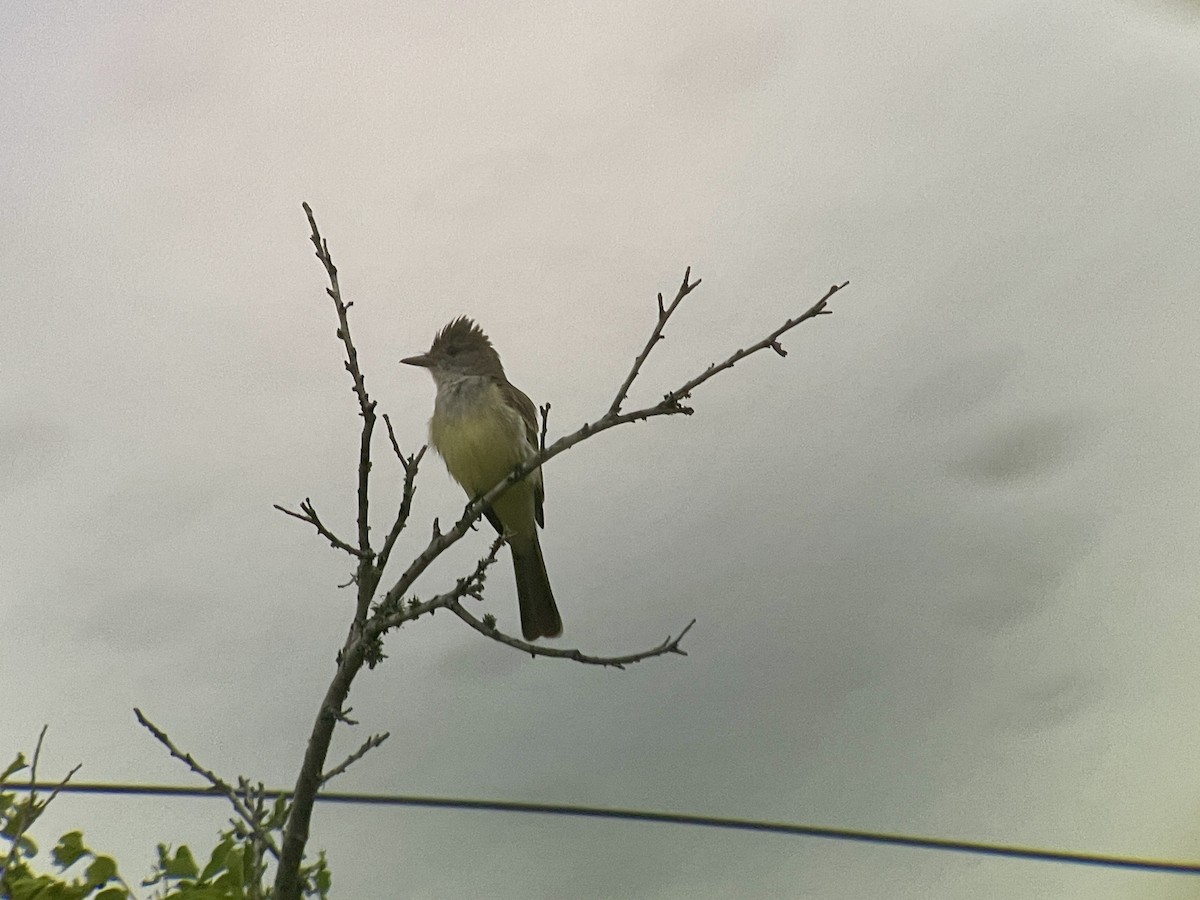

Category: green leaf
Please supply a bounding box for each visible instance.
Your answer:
[6,831,39,858]
[207,875,243,898]
[211,846,245,900]
[1,753,29,782]
[268,795,290,828]
[312,865,332,897]
[84,854,118,887]
[163,845,200,879]
[222,846,244,881]
[2,798,39,840]
[52,831,88,868]
[199,836,233,881]
[164,888,225,900]
[95,888,130,900]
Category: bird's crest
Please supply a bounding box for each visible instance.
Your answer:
[431,316,493,354]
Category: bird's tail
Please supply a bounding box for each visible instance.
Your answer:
[510,532,562,640]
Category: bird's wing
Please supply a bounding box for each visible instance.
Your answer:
[499,378,545,528]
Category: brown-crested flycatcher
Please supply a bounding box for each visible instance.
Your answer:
[401,318,562,640]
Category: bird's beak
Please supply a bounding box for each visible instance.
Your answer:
[400,353,433,368]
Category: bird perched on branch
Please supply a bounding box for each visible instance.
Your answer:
[402,318,562,640]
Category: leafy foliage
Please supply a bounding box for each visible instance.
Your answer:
[1,751,331,900]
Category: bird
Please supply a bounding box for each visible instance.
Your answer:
[401,317,562,640]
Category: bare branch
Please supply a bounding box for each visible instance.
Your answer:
[302,202,376,559]
[135,708,280,861]
[538,403,551,454]
[320,732,390,786]
[30,725,46,780]
[26,740,80,818]
[273,498,368,558]
[381,414,425,478]
[282,201,401,900]
[377,418,426,572]
[608,267,701,417]
[448,601,695,669]
[278,656,360,897]
[664,281,847,406]
[372,533,507,636]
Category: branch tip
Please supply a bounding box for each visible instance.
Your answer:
[538,403,551,453]
[446,601,697,668]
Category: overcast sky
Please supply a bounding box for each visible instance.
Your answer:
[4,1,1200,898]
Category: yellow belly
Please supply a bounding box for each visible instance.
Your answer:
[429,383,530,498]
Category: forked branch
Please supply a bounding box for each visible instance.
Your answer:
[320,732,391,786]
[135,708,281,861]
[272,498,367,559]
[608,267,702,417]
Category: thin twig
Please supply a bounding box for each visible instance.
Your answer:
[320,733,390,786]
[377,417,426,572]
[664,281,847,406]
[608,267,701,417]
[447,602,694,669]
[273,499,368,558]
[380,414,407,468]
[302,202,377,559]
[372,534,507,634]
[134,709,280,861]
[26,761,81,828]
[538,403,551,454]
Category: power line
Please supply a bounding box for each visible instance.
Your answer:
[3,780,1196,876]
